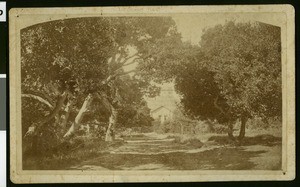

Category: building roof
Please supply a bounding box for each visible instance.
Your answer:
[150,106,173,114]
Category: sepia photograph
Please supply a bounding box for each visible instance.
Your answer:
[9,5,295,183]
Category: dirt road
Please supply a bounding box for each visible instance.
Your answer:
[69,133,282,170]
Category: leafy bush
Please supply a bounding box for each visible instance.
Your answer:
[183,138,204,148]
[212,124,228,134]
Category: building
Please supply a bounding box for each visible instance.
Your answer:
[145,82,180,112]
[150,106,173,124]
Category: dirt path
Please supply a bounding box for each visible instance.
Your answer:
[245,145,281,170]
[69,133,282,170]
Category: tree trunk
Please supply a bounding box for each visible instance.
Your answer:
[180,122,184,135]
[238,116,247,141]
[24,91,69,155]
[63,94,93,137]
[24,91,68,137]
[60,100,73,129]
[227,123,235,140]
[105,106,118,142]
[41,91,68,125]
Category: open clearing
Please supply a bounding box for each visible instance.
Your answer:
[69,133,281,170]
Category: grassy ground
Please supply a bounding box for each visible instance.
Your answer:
[23,126,282,170]
[69,138,281,170]
[23,139,124,170]
[67,127,281,170]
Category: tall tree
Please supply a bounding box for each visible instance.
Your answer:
[21,17,178,145]
[138,21,281,141]
[21,18,114,139]
[174,21,281,140]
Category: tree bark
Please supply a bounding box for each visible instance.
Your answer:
[60,100,73,129]
[238,116,247,141]
[63,94,93,137]
[105,106,118,142]
[41,91,68,125]
[179,122,184,135]
[227,123,235,140]
[24,91,68,137]
[22,93,54,109]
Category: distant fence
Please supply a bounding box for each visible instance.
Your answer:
[152,118,214,135]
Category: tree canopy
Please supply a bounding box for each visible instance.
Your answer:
[140,21,282,140]
[178,22,281,140]
[21,16,179,154]
[21,17,282,156]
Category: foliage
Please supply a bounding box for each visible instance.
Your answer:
[198,21,281,120]
[21,16,282,161]
[148,21,282,124]
[21,18,113,95]
[139,21,282,140]
[21,16,178,156]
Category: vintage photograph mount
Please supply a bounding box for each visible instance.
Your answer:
[9,5,295,183]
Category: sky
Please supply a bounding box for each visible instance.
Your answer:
[172,12,285,45]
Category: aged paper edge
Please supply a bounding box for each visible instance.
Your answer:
[9,5,295,183]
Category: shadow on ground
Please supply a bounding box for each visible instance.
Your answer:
[24,134,282,170]
[208,134,282,146]
[76,147,265,170]
[70,134,281,170]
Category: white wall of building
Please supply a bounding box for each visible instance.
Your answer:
[151,107,173,124]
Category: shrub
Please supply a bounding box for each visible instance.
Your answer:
[183,138,204,148]
[213,124,228,134]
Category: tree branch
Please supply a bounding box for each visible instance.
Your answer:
[63,94,93,138]
[101,68,138,87]
[22,89,55,106]
[111,53,141,73]
[22,93,54,109]
[116,52,126,63]
[101,53,154,87]
[118,69,137,76]
[101,75,114,85]
[40,91,69,125]
[95,92,113,112]
[109,54,117,64]
[122,57,141,67]
[120,52,139,64]
[24,91,69,138]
